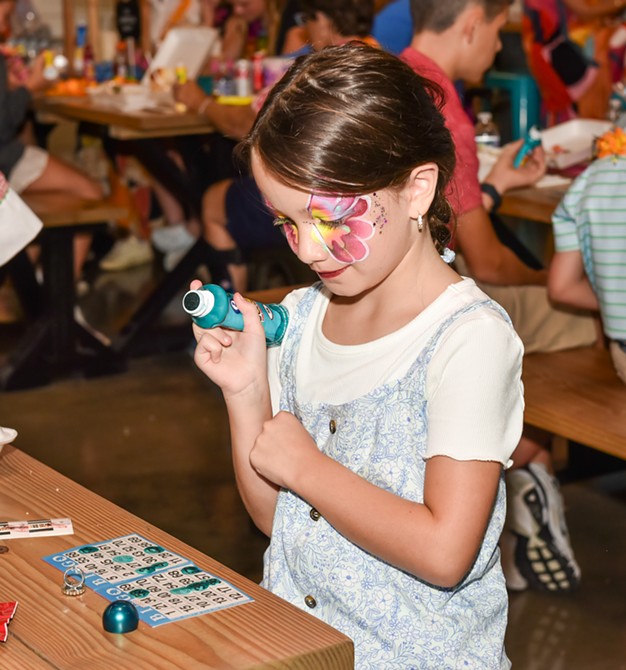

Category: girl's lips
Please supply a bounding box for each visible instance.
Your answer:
[316,266,348,280]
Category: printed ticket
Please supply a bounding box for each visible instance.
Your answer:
[0,518,74,539]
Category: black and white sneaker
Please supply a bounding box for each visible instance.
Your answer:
[502,463,581,593]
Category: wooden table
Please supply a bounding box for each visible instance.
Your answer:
[500,183,568,225]
[0,445,353,669]
[34,96,215,140]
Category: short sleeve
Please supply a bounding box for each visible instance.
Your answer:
[552,178,585,253]
[425,310,524,466]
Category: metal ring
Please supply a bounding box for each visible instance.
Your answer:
[62,566,86,596]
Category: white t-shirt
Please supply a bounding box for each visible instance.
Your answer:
[268,278,524,466]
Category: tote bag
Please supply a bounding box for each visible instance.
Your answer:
[0,172,43,266]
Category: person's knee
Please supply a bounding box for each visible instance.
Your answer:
[202,180,231,226]
[79,175,104,200]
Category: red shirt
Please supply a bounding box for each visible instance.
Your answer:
[400,47,483,218]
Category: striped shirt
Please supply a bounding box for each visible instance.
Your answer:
[552,156,626,340]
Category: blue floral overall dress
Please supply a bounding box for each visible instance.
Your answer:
[262,284,512,669]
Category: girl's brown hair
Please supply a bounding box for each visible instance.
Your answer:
[238,43,456,251]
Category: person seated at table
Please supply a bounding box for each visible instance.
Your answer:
[175,0,379,291]
[549,130,626,383]
[0,0,103,283]
[99,0,308,273]
[404,0,600,594]
[521,0,626,124]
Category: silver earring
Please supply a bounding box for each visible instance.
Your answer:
[417,213,424,233]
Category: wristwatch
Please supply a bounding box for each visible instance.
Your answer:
[481,182,502,213]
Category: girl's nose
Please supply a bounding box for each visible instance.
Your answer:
[295,225,330,264]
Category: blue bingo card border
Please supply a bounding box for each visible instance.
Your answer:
[43,533,253,627]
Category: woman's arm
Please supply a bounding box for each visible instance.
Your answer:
[456,206,548,286]
[220,15,249,62]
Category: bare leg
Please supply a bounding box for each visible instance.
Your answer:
[202,179,247,292]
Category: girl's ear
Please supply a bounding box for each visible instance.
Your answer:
[407,163,439,220]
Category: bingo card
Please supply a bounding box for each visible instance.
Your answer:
[43,534,253,626]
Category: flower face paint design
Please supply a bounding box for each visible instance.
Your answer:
[306,194,374,264]
[268,193,376,264]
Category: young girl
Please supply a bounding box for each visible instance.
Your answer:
[191,43,523,669]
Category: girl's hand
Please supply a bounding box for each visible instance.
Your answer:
[250,411,322,490]
[190,281,268,399]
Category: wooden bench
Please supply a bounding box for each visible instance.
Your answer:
[522,346,626,461]
[1,193,128,390]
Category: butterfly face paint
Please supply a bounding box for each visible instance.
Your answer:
[306,194,375,264]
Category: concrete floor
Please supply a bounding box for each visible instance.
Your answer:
[1,264,626,669]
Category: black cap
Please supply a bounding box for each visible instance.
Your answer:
[183,291,201,312]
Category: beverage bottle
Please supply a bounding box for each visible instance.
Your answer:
[474,111,501,148]
[83,42,95,82]
[235,59,251,97]
[182,284,289,347]
[114,41,128,79]
[73,23,87,77]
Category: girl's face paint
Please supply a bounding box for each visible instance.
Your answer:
[307,194,375,264]
[269,194,376,265]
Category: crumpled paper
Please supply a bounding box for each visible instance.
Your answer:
[0,426,17,448]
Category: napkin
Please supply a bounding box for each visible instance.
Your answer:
[0,426,17,447]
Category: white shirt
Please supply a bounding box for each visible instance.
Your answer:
[268,278,524,466]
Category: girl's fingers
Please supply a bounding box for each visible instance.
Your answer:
[232,292,265,337]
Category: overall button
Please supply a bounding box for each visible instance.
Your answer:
[329,419,337,434]
[309,507,321,521]
[304,595,317,609]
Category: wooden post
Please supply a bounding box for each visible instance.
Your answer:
[87,0,102,61]
[62,0,74,67]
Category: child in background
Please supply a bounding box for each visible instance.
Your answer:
[191,44,523,668]
[549,135,626,383]
[405,0,592,594]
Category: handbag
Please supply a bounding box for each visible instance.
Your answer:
[0,172,43,266]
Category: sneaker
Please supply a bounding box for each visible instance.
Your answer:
[99,237,154,272]
[503,462,581,593]
[151,224,196,254]
[161,233,196,272]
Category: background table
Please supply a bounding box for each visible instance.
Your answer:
[35,96,215,140]
[500,183,568,225]
[0,445,353,669]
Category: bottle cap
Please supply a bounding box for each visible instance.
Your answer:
[182,289,215,317]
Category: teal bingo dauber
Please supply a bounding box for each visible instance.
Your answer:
[182,284,289,346]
